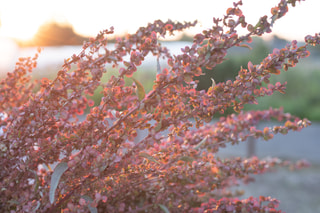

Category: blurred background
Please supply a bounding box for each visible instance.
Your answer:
[0,0,319,212]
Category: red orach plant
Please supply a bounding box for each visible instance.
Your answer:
[0,0,318,212]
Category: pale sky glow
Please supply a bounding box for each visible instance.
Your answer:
[0,0,318,42]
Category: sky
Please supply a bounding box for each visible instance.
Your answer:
[0,0,318,42]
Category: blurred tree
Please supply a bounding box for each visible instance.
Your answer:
[196,37,269,91]
[17,22,88,47]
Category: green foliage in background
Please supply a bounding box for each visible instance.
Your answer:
[196,37,270,91]
[194,36,320,121]
[247,67,320,121]
[31,37,320,121]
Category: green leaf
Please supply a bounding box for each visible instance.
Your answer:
[33,171,40,193]
[158,204,170,213]
[270,14,279,27]
[179,156,195,162]
[154,114,163,132]
[139,152,161,165]
[27,169,40,193]
[131,77,146,101]
[49,162,68,204]
[81,195,98,213]
[194,136,208,150]
[210,78,216,88]
[32,201,40,212]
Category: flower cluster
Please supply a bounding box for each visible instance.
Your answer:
[0,0,315,212]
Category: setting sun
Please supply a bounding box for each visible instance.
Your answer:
[0,21,39,41]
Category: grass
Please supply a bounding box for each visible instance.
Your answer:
[245,64,320,121]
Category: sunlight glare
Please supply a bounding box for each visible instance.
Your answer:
[0,0,319,42]
[0,20,39,41]
[0,0,48,40]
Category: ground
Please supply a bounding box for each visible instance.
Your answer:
[217,122,320,212]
